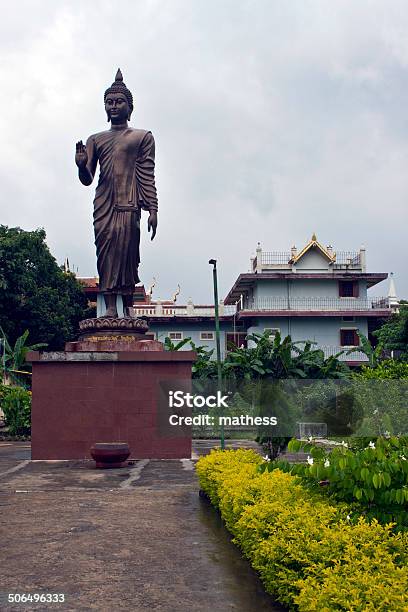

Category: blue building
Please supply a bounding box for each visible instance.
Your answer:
[222,235,396,363]
[82,235,397,365]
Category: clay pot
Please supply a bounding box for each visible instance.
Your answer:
[90,442,130,468]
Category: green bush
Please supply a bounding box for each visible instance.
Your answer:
[349,378,408,436]
[355,359,408,379]
[0,383,13,403]
[270,437,408,530]
[196,449,408,611]
[0,385,31,435]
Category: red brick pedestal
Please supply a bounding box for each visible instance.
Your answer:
[28,350,196,460]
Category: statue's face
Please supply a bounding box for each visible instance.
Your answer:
[105,92,130,122]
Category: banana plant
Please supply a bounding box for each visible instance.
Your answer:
[163,336,192,351]
[189,340,217,379]
[347,331,383,368]
[0,328,47,385]
[223,330,350,380]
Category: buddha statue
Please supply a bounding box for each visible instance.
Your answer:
[75,69,158,318]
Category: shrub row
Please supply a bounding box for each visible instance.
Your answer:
[196,449,408,611]
[0,384,31,435]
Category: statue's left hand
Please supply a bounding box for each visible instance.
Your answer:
[148,211,157,240]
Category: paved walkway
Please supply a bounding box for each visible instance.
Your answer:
[0,442,284,611]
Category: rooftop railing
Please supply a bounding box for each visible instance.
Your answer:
[261,251,291,265]
[252,250,363,270]
[134,297,390,316]
[334,251,361,266]
[242,296,390,311]
[132,303,237,317]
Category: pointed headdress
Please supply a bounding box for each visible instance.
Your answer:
[104,68,133,113]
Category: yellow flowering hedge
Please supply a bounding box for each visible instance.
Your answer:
[196,449,408,611]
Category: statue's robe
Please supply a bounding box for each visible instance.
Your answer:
[85,127,158,294]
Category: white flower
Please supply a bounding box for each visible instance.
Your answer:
[324,459,330,468]
[341,441,348,448]
[368,441,376,449]
[308,436,313,442]
[373,409,379,415]
[400,455,407,461]
[307,456,314,465]
[346,514,351,521]
[263,455,271,462]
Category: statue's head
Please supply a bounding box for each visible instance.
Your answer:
[104,68,133,122]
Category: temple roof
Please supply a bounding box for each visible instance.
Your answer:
[290,233,335,264]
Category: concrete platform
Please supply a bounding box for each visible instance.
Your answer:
[0,441,284,611]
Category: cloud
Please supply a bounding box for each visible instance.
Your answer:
[1,0,407,302]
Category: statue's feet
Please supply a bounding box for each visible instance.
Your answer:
[105,307,118,318]
[123,306,135,319]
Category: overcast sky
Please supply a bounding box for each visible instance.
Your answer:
[1,0,407,303]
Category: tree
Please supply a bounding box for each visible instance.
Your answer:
[0,225,90,349]
[373,303,408,357]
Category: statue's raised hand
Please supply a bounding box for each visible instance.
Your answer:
[75,141,88,168]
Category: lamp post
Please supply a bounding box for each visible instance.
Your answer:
[209,259,224,450]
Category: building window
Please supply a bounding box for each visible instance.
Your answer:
[342,316,355,322]
[339,280,359,297]
[340,329,359,346]
[264,327,280,339]
[226,333,247,351]
[200,332,214,341]
[168,332,183,341]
